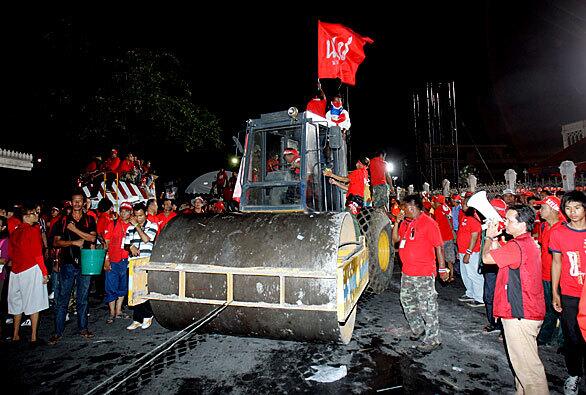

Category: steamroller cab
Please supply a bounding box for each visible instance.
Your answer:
[128,110,394,344]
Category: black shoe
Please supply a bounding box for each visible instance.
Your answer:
[483,324,500,334]
[410,332,424,341]
[458,295,474,302]
[466,300,485,308]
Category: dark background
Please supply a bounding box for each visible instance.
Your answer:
[2,3,585,205]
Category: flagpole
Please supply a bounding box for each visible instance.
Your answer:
[345,84,352,166]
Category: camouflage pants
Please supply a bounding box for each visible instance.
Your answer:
[400,274,440,343]
[372,184,390,209]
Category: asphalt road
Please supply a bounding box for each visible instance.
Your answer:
[0,267,578,394]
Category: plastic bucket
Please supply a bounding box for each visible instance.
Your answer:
[81,249,106,275]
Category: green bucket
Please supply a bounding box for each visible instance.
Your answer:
[81,249,106,275]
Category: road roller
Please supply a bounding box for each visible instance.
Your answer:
[128,109,394,343]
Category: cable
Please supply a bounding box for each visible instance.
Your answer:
[86,302,230,395]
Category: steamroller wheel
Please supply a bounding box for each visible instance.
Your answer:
[356,207,394,293]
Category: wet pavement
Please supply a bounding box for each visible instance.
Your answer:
[0,267,577,394]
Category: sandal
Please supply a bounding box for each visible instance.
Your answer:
[80,329,95,339]
[106,315,115,324]
[115,313,130,320]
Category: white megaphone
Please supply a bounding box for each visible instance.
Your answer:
[467,191,503,229]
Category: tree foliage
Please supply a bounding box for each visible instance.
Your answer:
[82,48,223,153]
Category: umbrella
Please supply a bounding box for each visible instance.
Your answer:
[185,170,232,195]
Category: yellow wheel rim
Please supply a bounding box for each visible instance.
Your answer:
[378,230,390,272]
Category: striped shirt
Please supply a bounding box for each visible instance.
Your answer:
[123,220,158,258]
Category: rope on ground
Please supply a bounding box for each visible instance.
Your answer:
[85,302,230,395]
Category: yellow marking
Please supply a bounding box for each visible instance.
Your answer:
[280,276,285,305]
[378,230,390,272]
[178,271,186,298]
[227,273,234,303]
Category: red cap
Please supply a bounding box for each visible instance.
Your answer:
[120,201,133,211]
[283,148,299,156]
[63,201,72,208]
[111,148,118,154]
[534,196,561,212]
[451,194,461,201]
[522,191,534,197]
[432,195,445,204]
[490,198,507,218]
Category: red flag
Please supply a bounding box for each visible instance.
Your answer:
[318,21,373,86]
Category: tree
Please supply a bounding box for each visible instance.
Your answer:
[82,48,223,154]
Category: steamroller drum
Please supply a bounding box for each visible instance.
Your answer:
[356,207,394,293]
[148,212,360,343]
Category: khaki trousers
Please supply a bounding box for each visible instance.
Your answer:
[502,318,549,395]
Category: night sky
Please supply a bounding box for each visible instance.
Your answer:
[2,3,585,204]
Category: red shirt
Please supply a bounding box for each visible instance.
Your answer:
[85,160,98,172]
[433,205,453,242]
[489,233,545,320]
[9,223,47,276]
[398,214,443,276]
[538,221,562,281]
[156,211,177,232]
[86,210,98,222]
[97,212,113,243]
[306,98,327,117]
[456,215,482,253]
[369,157,387,186]
[104,220,130,262]
[549,224,586,298]
[347,168,368,198]
[103,157,120,173]
[116,159,135,174]
[7,216,21,234]
[216,171,228,188]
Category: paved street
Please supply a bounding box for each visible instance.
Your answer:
[0,267,575,394]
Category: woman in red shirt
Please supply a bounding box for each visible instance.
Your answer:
[8,205,49,343]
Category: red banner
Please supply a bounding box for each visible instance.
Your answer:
[318,21,373,86]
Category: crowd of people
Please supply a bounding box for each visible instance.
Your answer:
[320,147,585,394]
[389,188,585,395]
[1,140,585,394]
[79,148,157,196]
[0,189,237,346]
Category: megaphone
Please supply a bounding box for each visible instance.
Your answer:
[467,191,503,229]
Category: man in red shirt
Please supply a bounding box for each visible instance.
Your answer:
[369,151,394,210]
[116,152,136,180]
[103,201,133,323]
[534,196,563,346]
[392,194,448,353]
[550,191,586,394]
[146,198,159,224]
[96,198,114,246]
[283,148,301,177]
[324,157,370,215]
[8,205,49,343]
[156,198,177,232]
[102,148,121,174]
[456,198,484,305]
[483,204,548,394]
[432,195,457,287]
[305,84,327,117]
